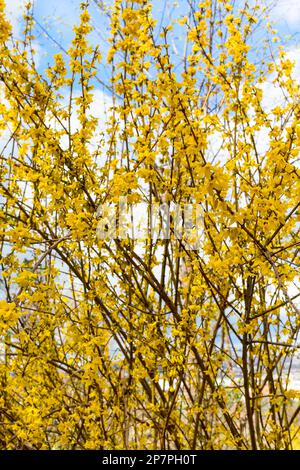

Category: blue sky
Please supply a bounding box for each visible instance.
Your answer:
[6,1,300,61]
[4,0,300,100]
[6,0,189,92]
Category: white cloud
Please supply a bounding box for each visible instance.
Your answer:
[54,88,115,152]
[271,0,300,26]
[285,46,300,79]
[5,0,26,35]
[258,46,300,113]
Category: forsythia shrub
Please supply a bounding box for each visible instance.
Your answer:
[0,0,300,449]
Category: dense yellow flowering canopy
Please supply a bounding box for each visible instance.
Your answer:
[0,0,300,450]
